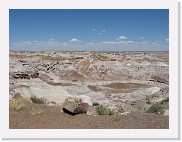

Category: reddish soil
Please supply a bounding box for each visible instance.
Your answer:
[10,104,169,129]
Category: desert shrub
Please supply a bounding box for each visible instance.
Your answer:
[146,95,151,104]
[30,109,45,115]
[71,79,78,82]
[30,95,47,104]
[10,100,25,111]
[92,102,100,106]
[96,105,114,115]
[146,97,169,115]
[113,111,121,121]
[160,97,169,109]
[160,97,169,104]
[146,102,165,115]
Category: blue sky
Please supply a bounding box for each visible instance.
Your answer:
[10,9,169,51]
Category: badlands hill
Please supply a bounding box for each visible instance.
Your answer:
[9,51,169,129]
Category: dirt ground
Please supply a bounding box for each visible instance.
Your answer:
[9,104,169,129]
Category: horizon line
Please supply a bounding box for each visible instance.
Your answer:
[9,49,169,53]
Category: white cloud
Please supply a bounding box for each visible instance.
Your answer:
[117,36,127,40]
[127,41,134,43]
[62,42,67,45]
[165,38,169,42]
[151,42,160,47]
[10,39,74,50]
[23,41,32,44]
[118,41,128,44]
[47,39,60,45]
[92,29,96,31]
[102,40,127,45]
[102,29,106,32]
[98,33,103,35]
[11,37,168,51]
[49,38,55,41]
[70,38,80,42]
[141,41,148,44]
[139,37,144,39]
[102,41,118,44]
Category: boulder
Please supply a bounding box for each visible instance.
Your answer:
[13,93,25,100]
[62,97,88,115]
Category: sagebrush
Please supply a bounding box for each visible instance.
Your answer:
[30,95,47,104]
[96,105,115,115]
[146,97,169,115]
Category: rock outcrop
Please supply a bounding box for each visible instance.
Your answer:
[76,58,90,75]
[12,72,39,79]
[62,97,88,115]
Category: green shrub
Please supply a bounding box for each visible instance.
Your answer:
[30,95,47,104]
[146,102,165,115]
[30,109,45,115]
[96,105,114,115]
[92,102,100,106]
[10,100,25,111]
[160,97,169,109]
[146,97,169,115]
[71,80,78,82]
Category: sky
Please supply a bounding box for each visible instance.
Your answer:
[9,9,169,51]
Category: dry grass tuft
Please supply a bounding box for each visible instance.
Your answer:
[29,109,45,115]
[10,100,25,111]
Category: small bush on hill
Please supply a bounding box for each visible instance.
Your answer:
[146,102,165,115]
[92,102,100,106]
[30,95,47,104]
[10,100,25,111]
[96,105,114,115]
[146,97,169,115]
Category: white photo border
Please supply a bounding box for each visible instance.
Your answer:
[0,0,179,139]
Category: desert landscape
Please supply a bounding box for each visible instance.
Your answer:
[9,50,169,129]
